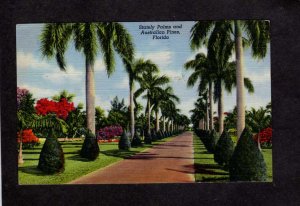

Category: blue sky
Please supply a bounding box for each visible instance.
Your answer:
[17,22,271,117]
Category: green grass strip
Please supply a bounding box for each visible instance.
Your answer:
[193,134,273,182]
[18,137,174,185]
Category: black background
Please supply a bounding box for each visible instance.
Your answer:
[1,0,300,205]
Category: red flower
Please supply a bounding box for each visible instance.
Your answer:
[17,129,39,143]
[253,127,272,143]
[35,98,75,119]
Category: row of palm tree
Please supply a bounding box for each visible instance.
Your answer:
[40,22,187,141]
[187,20,269,138]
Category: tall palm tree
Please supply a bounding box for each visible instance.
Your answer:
[40,23,134,134]
[184,53,214,130]
[122,58,152,139]
[207,26,254,134]
[152,86,180,132]
[190,96,206,130]
[135,61,170,135]
[190,20,270,138]
[161,99,176,132]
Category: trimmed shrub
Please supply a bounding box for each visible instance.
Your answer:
[205,130,219,153]
[80,130,100,160]
[144,132,152,144]
[229,128,267,181]
[214,130,234,168]
[156,131,162,140]
[151,130,158,141]
[118,131,131,150]
[38,136,65,174]
[131,133,143,147]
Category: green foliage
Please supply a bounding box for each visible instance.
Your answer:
[80,130,100,160]
[38,133,65,174]
[107,96,129,129]
[131,133,143,147]
[65,104,86,138]
[198,129,219,153]
[229,128,267,181]
[118,131,131,150]
[95,106,108,129]
[214,131,234,168]
[18,92,35,114]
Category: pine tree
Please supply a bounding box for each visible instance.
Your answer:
[80,130,100,160]
[229,128,267,181]
[38,131,65,174]
[214,130,234,168]
[118,131,131,150]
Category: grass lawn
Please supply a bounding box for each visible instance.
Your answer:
[193,134,273,182]
[18,137,174,184]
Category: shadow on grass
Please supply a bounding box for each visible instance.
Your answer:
[201,176,229,182]
[67,154,95,162]
[24,158,39,161]
[19,166,48,176]
[101,149,139,159]
[23,151,42,154]
[60,142,83,145]
[194,163,229,175]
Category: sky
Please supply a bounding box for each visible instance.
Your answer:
[16,21,271,117]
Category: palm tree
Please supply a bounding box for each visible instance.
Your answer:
[135,63,170,135]
[40,23,134,134]
[184,53,214,130]
[161,99,176,132]
[122,58,158,139]
[190,96,206,130]
[152,86,180,132]
[52,90,75,102]
[190,20,270,139]
[207,26,254,134]
[246,107,271,150]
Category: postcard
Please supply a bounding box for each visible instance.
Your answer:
[16,21,272,185]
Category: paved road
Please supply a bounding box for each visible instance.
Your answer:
[70,132,195,184]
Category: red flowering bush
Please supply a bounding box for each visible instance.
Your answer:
[253,127,272,144]
[17,129,40,149]
[97,125,123,141]
[35,98,75,119]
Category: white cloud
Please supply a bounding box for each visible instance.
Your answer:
[17,52,50,70]
[186,46,208,61]
[42,65,83,84]
[245,68,271,83]
[94,59,106,72]
[95,96,111,114]
[161,69,183,80]
[177,98,196,117]
[136,51,173,68]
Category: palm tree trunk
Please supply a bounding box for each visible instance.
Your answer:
[18,130,24,164]
[163,116,166,132]
[206,98,209,130]
[147,98,151,135]
[198,119,202,129]
[86,59,95,134]
[129,80,135,139]
[218,83,224,134]
[257,133,262,151]
[155,110,160,132]
[209,82,213,130]
[235,20,246,140]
